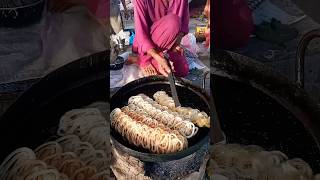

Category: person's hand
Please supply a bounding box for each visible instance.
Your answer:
[147,49,171,77]
[49,0,83,12]
[154,54,171,77]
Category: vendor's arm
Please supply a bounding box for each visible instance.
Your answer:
[147,49,171,76]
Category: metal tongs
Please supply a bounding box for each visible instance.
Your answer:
[163,51,181,107]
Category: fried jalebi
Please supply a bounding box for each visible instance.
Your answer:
[111,108,187,154]
[153,91,210,128]
[128,95,198,138]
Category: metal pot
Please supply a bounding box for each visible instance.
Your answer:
[110,75,211,162]
[211,49,320,172]
[0,0,45,28]
[0,51,108,162]
[110,75,211,179]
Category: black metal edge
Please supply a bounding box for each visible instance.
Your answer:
[1,51,108,122]
[113,75,211,102]
[0,78,40,93]
[111,133,209,162]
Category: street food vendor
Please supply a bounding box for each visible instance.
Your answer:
[132,0,189,77]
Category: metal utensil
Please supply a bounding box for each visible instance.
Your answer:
[163,51,181,107]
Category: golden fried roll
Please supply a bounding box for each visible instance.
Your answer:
[59,159,84,177]
[88,170,111,180]
[56,135,82,152]
[74,142,96,161]
[34,142,63,160]
[8,159,47,180]
[42,153,62,168]
[128,95,198,138]
[192,117,210,128]
[70,166,97,180]
[153,91,210,128]
[60,152,78,162]
[81,126,108,151]
[58,108,106,137]
[0,147,36,180]
[24,169,62,180]
[111,108,187,154]
[84,150,109,172]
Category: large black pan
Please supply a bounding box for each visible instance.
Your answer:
[211,49,320,172]
[110,76,211,162]
[0,0,45,28]
[0,51,107,162]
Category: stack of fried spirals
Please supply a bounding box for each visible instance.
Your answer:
[57,106,109,152]
[111,107,188,154]
[110,92,211,154]
[0,135,111,180]
[207,144,320,180]
[0,102,113,179]
[153,91,210,128]
[128,94,199,138]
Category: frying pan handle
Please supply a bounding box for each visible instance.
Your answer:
[202,70,210,90]
[296,29,320,88]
